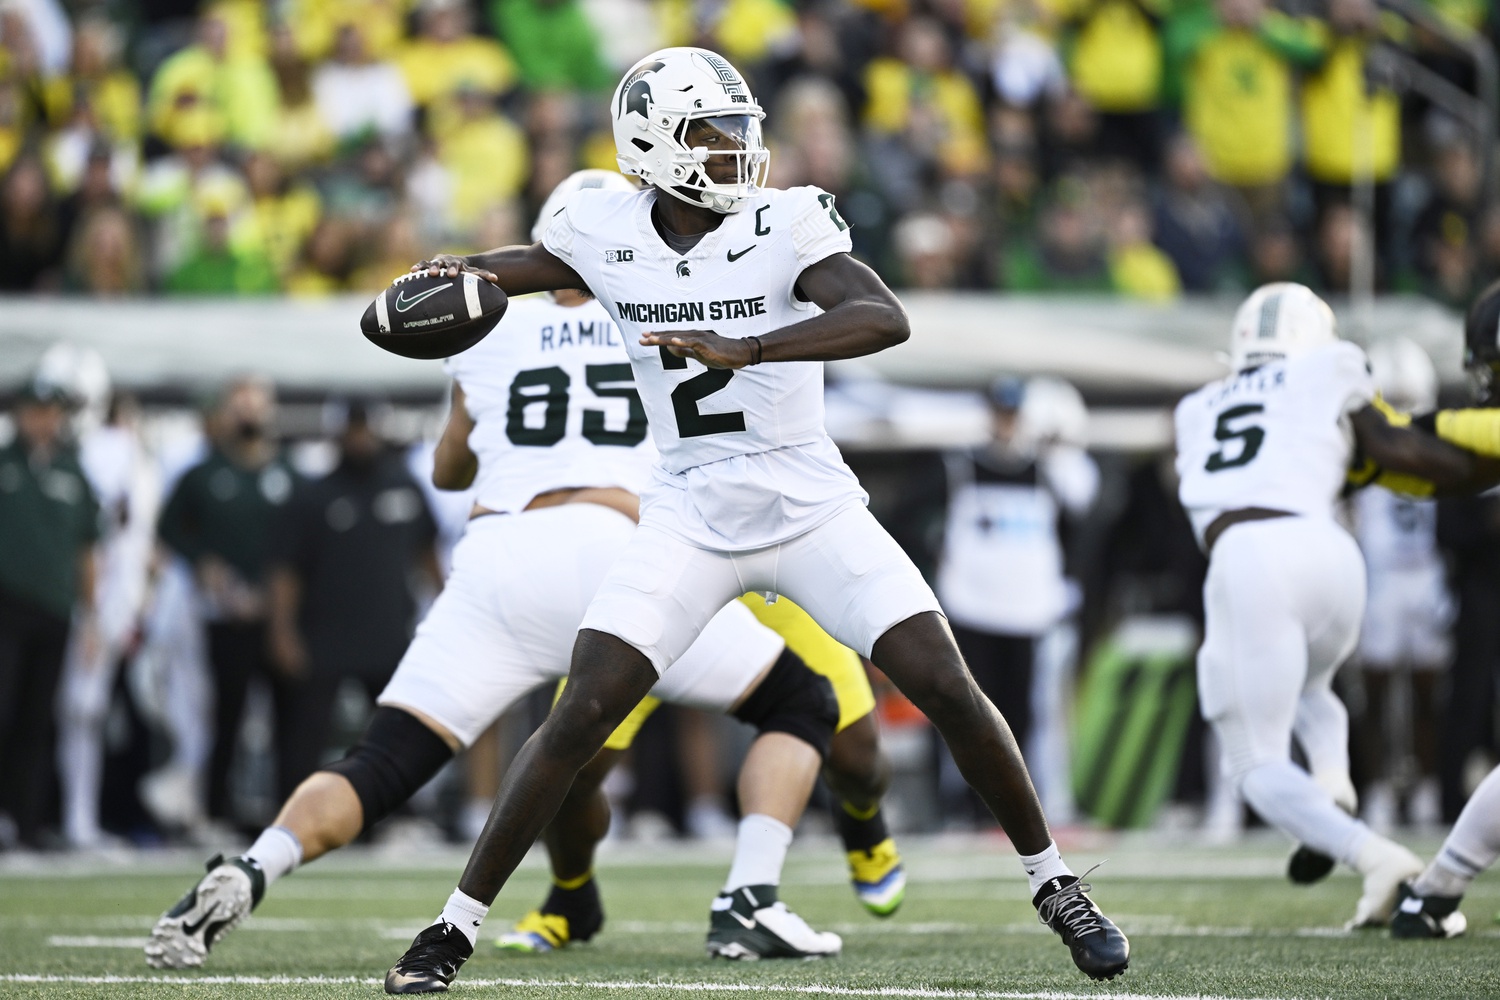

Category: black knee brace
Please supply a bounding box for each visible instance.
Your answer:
[321,706,455,833]
[731,647,839,759]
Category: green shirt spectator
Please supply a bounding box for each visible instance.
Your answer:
[158,446,297,588]
[489,0,611,91]
[0,397,99,619]
[165,213,280,295]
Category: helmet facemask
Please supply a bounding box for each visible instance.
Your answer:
[662,113,769,214]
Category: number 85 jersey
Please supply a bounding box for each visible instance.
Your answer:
[1174,340,1375,548]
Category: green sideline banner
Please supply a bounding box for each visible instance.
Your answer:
[1072,616,1200,829]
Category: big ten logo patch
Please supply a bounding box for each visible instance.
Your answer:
[605,249,635,263]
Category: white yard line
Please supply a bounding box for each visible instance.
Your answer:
[0,974,1279,999]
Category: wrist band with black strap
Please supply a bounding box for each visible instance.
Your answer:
[746,336,763,366]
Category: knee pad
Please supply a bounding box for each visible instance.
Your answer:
[321,707,454,833]
[732,648,839,759]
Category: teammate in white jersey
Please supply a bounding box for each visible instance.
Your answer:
[1175,282,1500,929]
[146,172,895,971]
[389,47,1129,993]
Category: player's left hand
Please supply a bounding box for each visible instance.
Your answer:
[639,330,752,369]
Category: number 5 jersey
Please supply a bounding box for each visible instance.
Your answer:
[1174,340,1375,548]
[543,184,869,551]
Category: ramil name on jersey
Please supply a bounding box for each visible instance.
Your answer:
[616,296,768,325]
[539,318,623,351]
[1205,365,1287,408]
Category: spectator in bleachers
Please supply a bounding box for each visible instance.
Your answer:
[63,204,146,295]
[892,211,961,288]
[0,374,99,849]
[1247,216,1312,286]
[243,150,322,281]
[266,24,336,172]
[157,376,298,828]
[165,192,279,295]
[863,16,987,211]
[4,0,71,78]
[490,0,612,92]
[43,16,141,146]
[1108,198,1180,300]
[988,0,1067,110]
[1150,133,1245,293]
[146,6,278,152]
[134,108,250,280]
[1169,0,1318,224]
[1315,200,1372,293]
[1058,0,1166,173]
[0,151,64,289]
[289,0,412,64]
[1404,139,1484,307]
[286,216,356,297]
[1001,176,1111,292]
[1302,0,1401,279]
[312,22,413,146]
[398,0,516,113]
[438,83,528,232]
[352,210,424,290]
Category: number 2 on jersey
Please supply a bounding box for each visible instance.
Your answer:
[1205,403,1265,472]
[505,365,647,447]
[659,346,747,438]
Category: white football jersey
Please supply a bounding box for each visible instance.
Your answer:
[544,184,868,550]
[1175,340,1375,547]
[1354,486,1441,575]
[445,295,654,515]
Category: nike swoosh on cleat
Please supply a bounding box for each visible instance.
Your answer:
[730,911,756,929]
[727,246,755,262]
[182,911,213,938]
[394,283,453,313]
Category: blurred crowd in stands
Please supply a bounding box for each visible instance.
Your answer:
[3,340,1499,852]
[0,0,1498,303]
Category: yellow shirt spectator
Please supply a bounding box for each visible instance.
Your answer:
[1065,0,1162,112]
[1110,241,1180,300]
[288,0,413,61]
[245,186,322,277]
[1301,34,1400,183]
[440,106,528,228]
[863,58,988,175]
[148,31,279,150]
[1185,30,1293,186]
[708,0,800,66]
[44,71,142,142]
[398,35,517,108]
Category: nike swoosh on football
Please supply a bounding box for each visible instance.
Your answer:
[730,911,756,929]
[394,282,453,313]
[727,246,756,262]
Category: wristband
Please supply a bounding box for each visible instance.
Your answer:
[746,336,763,366]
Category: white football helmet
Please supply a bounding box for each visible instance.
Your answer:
[1228,282,1337,371]
[611,47,769,215]
[531,169,638,243]
[1367,337,1439,413]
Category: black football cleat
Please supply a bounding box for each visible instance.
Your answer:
[1034,865,1130,981]
[386,922,474,994]
[1288,845,1337,885]
[1390,882,1467,939]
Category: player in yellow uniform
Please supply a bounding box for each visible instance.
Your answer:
[502,592,904,953]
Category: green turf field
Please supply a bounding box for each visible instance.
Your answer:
[2,834,1496,999]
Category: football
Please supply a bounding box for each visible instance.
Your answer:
[360,270,508,360]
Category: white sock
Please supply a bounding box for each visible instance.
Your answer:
[1240,761,1369,866]
[1417,763,1500,897]
[722,814,792,892]
[1019,841,1073,896]
[438,888,489,946]
[244,826,302,885]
